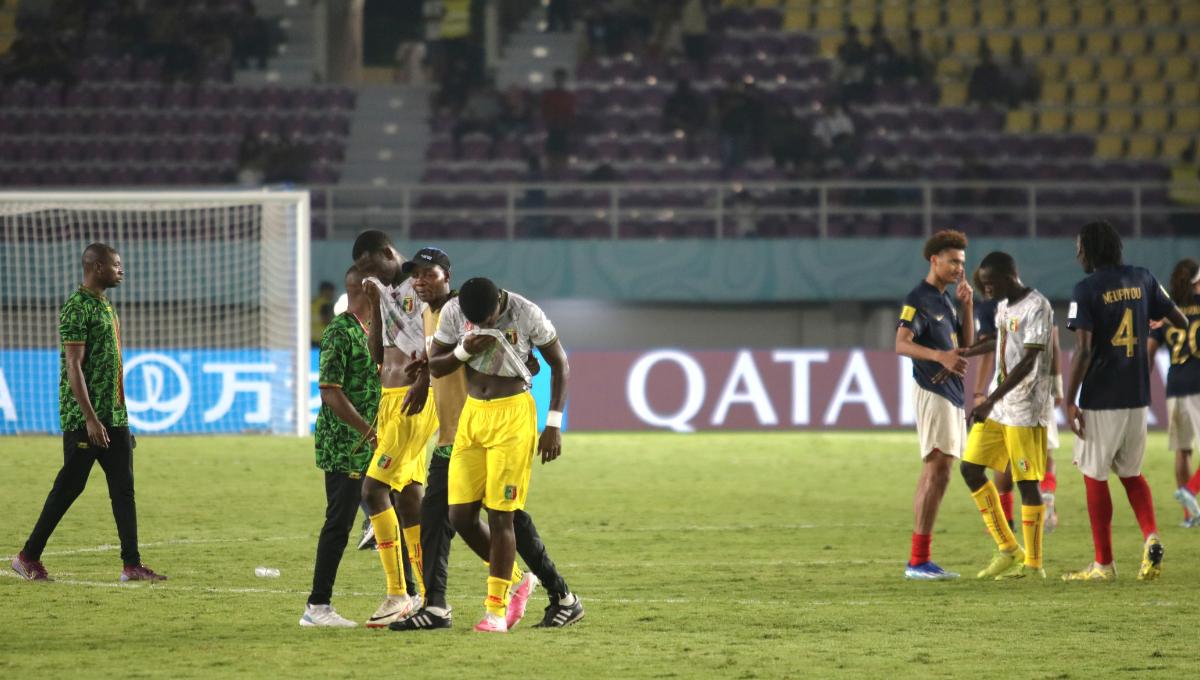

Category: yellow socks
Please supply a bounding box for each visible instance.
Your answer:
[370,508,407,597]
[483,561,524,584]
[402,524,425,598]
[971,482,1019,552]
[1022,504,1045,568]
[485,576,511,617]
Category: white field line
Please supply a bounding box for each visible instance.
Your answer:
[31,535,311,558]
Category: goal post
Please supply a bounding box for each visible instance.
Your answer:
[0,190,311,436]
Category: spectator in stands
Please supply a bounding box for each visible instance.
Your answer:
[765,98,812,175]
[497,85,534,140]
[716,78,755,175]
[662,78,708,143]
[836,25,872,104]
[899,28,934,83]
[1002,41,1040,107]
[519,156,550,237]
[1170,141,1200,232]
[234,0,279,71]
[679,0,711,74]
[540,68,577,175]
[546,0,573,32]
[0,12,75,85]
[967,44,1007,108]
[812,98,857,169]
[866,22,902,84]
[453,85,501,158]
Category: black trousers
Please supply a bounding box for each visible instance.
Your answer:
[421,453,569,609]
[24,426,140,565]
[311,473,418,605]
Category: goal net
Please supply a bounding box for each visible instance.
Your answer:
[0,191,311,436]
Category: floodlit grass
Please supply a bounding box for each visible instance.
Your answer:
[0,431,1195,678]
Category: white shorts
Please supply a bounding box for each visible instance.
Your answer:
[914,385,965,460]
[1072,407,1147,481]
[1167,394,1200,451]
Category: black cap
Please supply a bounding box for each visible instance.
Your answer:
[400,247,451,275]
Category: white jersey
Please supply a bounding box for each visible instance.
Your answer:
[989,289,1054,427]
[434,290,557,386]
[365,276,425,355]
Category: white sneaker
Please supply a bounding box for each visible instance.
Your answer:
[299,604,356,628]
[365,595,414,628]
[1174,488,1200,519]
[1043,493,1058,533]
[357,523,376,550]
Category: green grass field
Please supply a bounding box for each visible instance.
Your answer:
[0,431,1196,678]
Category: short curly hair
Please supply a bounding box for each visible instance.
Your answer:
[923,229,968,260]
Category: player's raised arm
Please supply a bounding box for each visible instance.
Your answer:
[955,273,974,349]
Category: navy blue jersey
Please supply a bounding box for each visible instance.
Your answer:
[1150,293,1200,397]
[974,298,998,339]
[898,280,964,407]
[1067,265,1174,409]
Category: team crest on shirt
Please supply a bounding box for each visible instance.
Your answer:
[1008,318,1019,332]
[504,328,518,345]
[504,485,517,500]
[402,297,415,313]
[377,454,393,469]
[1018,459,1029,473]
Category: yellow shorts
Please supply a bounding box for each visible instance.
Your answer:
[366,386,439,491]
[448,391,537,512]
[964,419,1047,482]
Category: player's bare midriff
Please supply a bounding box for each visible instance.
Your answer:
[464,364,527,400]
[381,346,420,389]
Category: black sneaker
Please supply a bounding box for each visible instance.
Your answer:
[389,607,452,631]
[532,595,585,628]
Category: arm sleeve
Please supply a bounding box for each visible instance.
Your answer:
[526,301,558,347]
[1148,276,1175,321]
[1022,299,1052,349]
[318,326,349,387]
[433,301,463,346]
[974,300,996,337]
[1149,324,1167,345]
[896,293,925,336]
[59,300,88,345]
[1066,281,1092,331]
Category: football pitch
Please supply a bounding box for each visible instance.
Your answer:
[1,431,1195,679]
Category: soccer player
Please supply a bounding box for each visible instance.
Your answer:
[1147,257,1200,525]
[1063,221,1187,582]
[428,277,570,632]
[353,230,438,627]
[958,251,1054,579]
[300,265,379,628]
[391,249,583,632]
[894,229,972,580]
[10,244,165,582]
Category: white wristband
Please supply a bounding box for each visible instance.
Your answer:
[453,343,472,362]
[1053,375,1064,399]
[545,410,563,429]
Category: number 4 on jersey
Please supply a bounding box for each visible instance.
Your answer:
[1111,308,1137,358]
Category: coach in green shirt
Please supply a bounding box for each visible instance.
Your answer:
[301,264,383,627]
[11,243,165,583]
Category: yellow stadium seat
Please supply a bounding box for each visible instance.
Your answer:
[1105,82,1134,105]
[1077,4,1108,28]
[1006,108,1034,133]
[1110,5,1138,27]
[1175,109,1200,131]
[945,5,975,29]
[940,80,967,106]
[1044,4,1074,27]
[783,8,811,30]
[1143,3,1173,27]
[814,6,842,29]
[881,4,907,30]
[1084,33,1114,57]
[1140,109,1170,134]
[1139,81,1168,106]
[1065,56,1095,80]
[1164,56,1195,81]
[848,7,874,30]
[1097,56,1127,80]
[1130,56,1160,79]
[1105,109,1135,133]
[1181,3,1200,24]
[1019,33,1047,56]
[953,33,981,58]
[1117,31,1147,56]
[1153,32,1181,54]
[1038,58,1064,81]
[979,4,1008,28]
[818,34,840,58]
[1126,134,1159,158]
[988,34,1014,56]
[1041,81,1068,105]
[1038,109,1068,133]
[912,5,941,29]
[1174,82,1200,105]
[1095,134,1125,158]
[1052,32,1081,55]
[936,57,967,79]
[1073,81,1102,105]
[1012,5,1041,29]
[751,0,780,7]
[1072,109,1102,133]
[1162,134,1193,160]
